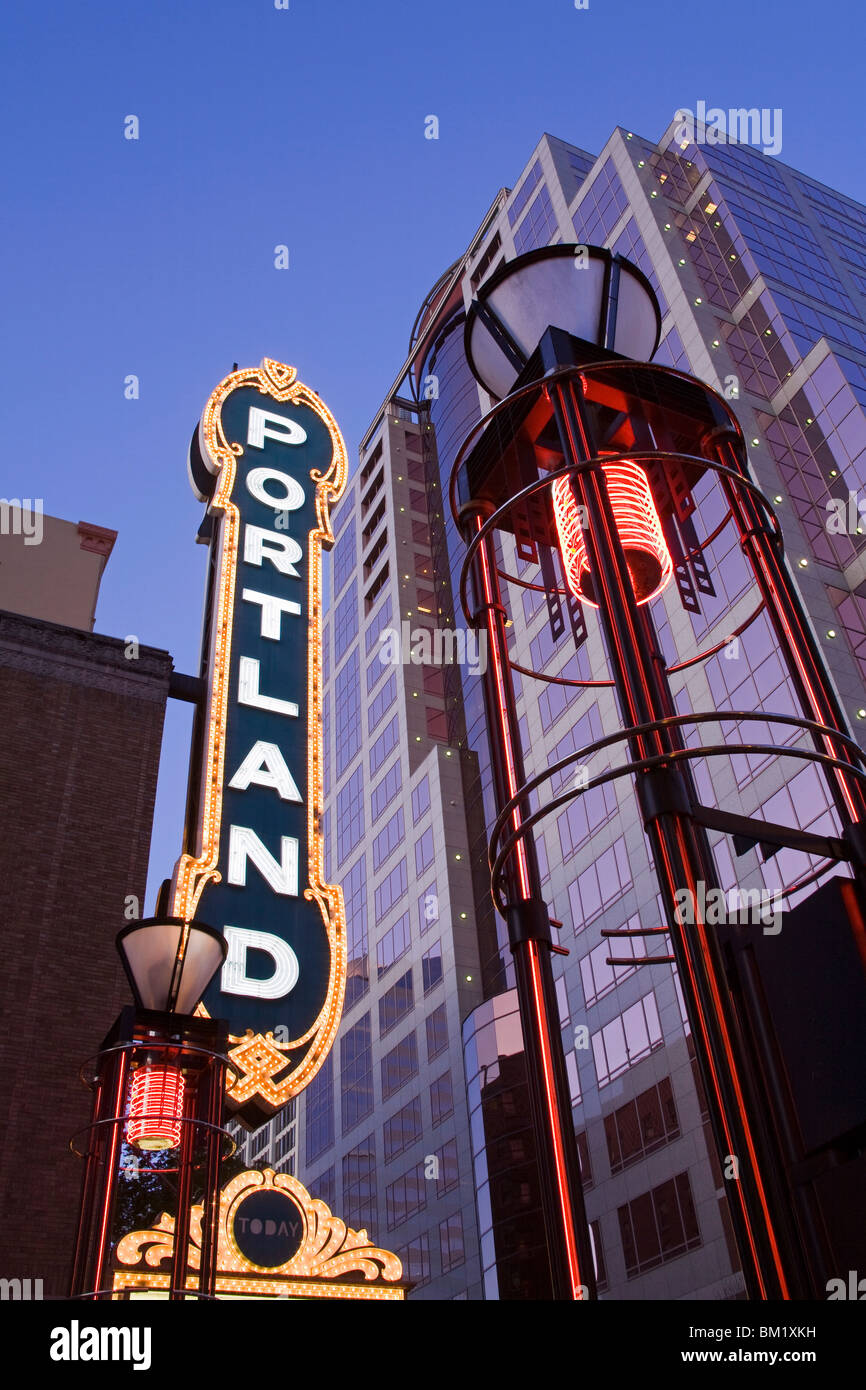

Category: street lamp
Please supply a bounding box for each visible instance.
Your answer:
[70,918,231,1300]
[453,244,866,1300]
[116,918,226,1153]
[116,917,227,1015]
[463,244,659,399]
[450,246,661,1301]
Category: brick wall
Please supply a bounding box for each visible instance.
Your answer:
[0,611,172,1296]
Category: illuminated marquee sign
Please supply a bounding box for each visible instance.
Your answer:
[114,1169,405,1299]
[170,359,347,1119]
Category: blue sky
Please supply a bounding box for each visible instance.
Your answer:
[2,0,864,908]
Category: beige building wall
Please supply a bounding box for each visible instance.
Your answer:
[0,507,116,631]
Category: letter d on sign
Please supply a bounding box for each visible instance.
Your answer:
[223,927,299,999]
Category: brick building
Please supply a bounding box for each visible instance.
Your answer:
[0,517,172,1296]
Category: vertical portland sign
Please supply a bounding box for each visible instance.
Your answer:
[170,359,348,1122]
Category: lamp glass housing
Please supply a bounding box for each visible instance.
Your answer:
[116,917,227,1015]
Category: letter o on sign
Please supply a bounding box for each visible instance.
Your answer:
[231,1190,305,1267]
[246,467,305,512]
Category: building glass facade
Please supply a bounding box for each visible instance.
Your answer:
[240,125,866,1300]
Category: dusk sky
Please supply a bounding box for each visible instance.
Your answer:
[3,0,863,907]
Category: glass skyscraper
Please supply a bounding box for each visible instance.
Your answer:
[242,119,866,1300]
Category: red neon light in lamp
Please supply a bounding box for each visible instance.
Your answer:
[552,461,673,607]
[127,1065,185,1151]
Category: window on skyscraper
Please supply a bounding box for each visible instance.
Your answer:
[433,1138,459,1197]
[379,968,414,1037]
[412,775,431,824]
[396,1232,431,1287]
[342,1137,377,1234]
[374,856,408,918]
[333,579,358,664]
[385,1158,427,1229]
[371,759,402,822]
[334,648,361,779]
[430,1071,454,1127]
[383,1095,423,1163]
[439,1212,465,1274]
[340,1013,373,1135]
[604,1077,680,1173]
[304,1053,334,1165]
[415,826,435,876]
[591,993,664,1088]
[617,1172,701,1277]
[381,1031,419,1101]
[422,939,443,996]
[426,1004,448,1063]
[370,714,400,775]
[372,807,405,871]
[376,911,411,980]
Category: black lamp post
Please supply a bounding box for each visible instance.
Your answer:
[455,247,660,1301]
[70,917,231,1301]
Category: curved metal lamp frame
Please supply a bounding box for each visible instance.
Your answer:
[486,707,866,915]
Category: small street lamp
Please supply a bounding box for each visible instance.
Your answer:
[70,917,231,1301]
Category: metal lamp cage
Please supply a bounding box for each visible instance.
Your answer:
[69,1022,237,1301]
[449,352,866,1301]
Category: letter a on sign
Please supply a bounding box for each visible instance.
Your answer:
[168,359,349,1122]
